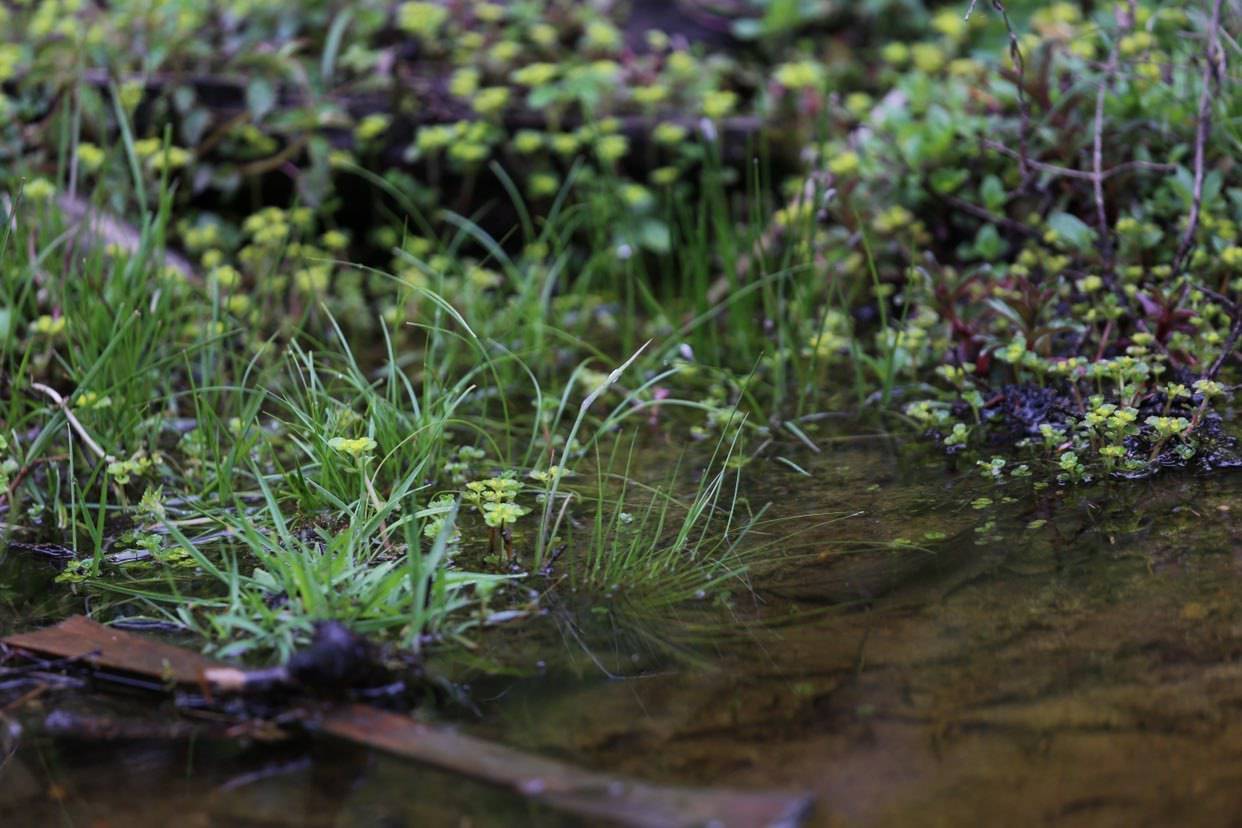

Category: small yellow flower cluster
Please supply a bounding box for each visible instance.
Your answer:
[472,86,510,117]
[511,62,558,88]
[74,391,113,410]
[23,177,56,202]
[702,90,737,119]
[594,134,629,164]
[1145,416,1190,438]
[354,114,391,143]
[463,477,530,529]
[75,143,106,172]
[31,314,65,335]
[528,465,571,483]
[396,2,449,40]
[108,450,157,485]
[632,84,668,107]
[328,436,378,457]
[582,20,621,52]
[774,60,824,90]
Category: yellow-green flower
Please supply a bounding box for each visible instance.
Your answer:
[931,8,969,40]
[416,124,455,153]
[75,143,106,172]
[702,90,737,119]
[449,67,480,98]
[620,184,652,209]
[31,314,66,335]
[354,113,391,142]
[74,391,112,410]
[321,230,349,251]
[528,465,571,483]
[529,172,559,197]
[650,166,680,186]
[512,130,544,154]
[475,3,505,23]
[1076,274,1104,293]
[148,146,191,172]
[448,142,489,165]
[1119,31,1154,57]
[1145,416,1190,438]
[550,133,579,156]
[881,42,909,66]
[512,62,558,87]
[667,52,696,77]
[472,86,510,117]
[653,122,687,145]
[911,43,946,74]
[208,266,242,292]
[828,150,860,177]
[0,43,23,83]
[132,137,162,159]
[632,84,668,106]
[482,500,530,528]
[1193,379,1223,398]
[583,20,621,51]
[226,294,251,315]
[466,265,502,290]
[595,134,629,163]
[397,2,449,39]
[488,40,521,65]
[529,22,558,48]
[119,80,144,111]
[24,177,56,202]
[844,92,872,118]
[328,436,378,457]
[774,60,824,89]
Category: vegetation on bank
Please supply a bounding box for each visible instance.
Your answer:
[0,0,1238,662]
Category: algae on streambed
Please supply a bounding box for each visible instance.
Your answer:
[5,434,1239,825]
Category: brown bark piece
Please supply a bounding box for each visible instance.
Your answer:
[3,615,222,685]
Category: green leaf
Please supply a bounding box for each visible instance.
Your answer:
[980,175,1006,212]
[246,78,276,122]
[761,0,802,33]
[973,224,1006,260]
[321,9,354,84]
[930,167,969,195]
[1046,212,1095,253]
[638,219,670,254]
[731,18,763,40]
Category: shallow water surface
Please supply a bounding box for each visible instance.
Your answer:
[2,435,1240,826]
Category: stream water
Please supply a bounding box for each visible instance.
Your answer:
[2,431,1240,826]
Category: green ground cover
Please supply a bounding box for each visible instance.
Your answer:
[0,0,1238,663]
